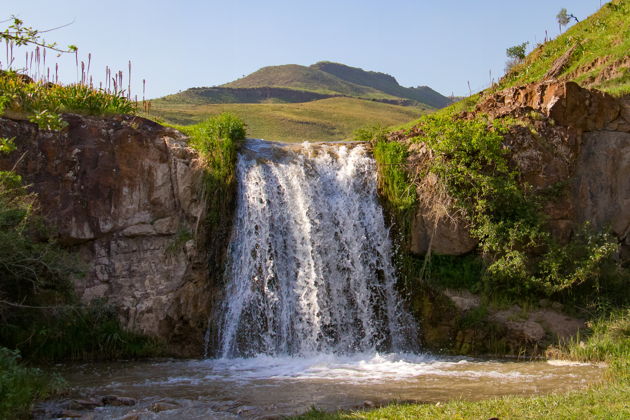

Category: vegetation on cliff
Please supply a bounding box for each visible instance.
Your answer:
[0,21,161,417]
[173,113,245,272]
[497,0,629,95]
[365,0,630,313]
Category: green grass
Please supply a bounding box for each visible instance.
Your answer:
[150,97,429,143]
[549,309,630,366]
[0,71,135,129]
[497,0,630,95]
[295,384,630,420]
[172,113,244,273]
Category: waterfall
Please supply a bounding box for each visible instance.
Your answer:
[217,139,416,358]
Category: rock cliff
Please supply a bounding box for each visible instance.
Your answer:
[392,81,630,354]
[0,114,213,356]
[399,81,630,259]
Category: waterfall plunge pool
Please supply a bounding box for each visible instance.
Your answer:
[40,353,604,419]
[36,140,603,418]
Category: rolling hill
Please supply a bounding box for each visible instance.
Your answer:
[151,61,447,142]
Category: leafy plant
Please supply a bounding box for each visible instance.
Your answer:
[0,347,65,419]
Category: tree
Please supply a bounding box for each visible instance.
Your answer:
[1,16,77,53]
[505,41,529,72]
[556,8,579,32]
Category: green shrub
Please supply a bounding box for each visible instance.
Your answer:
[0,347,65,419]
[174,113,245,273]
[384,112,629,307]
[0,299,160,361]
[352,123,388,143]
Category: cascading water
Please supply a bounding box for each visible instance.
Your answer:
[217,139,417,358]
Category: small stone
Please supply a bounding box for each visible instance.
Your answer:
[54,409,83,418]
[101,395,136,406]
[67,398,103,410]
[363,400,375,408]
[150,401,180,412]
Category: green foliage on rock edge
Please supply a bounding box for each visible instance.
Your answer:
[0,71,136,130]
[173,113,245,273]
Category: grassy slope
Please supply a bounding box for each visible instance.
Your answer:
[149,97,429,142]
[223,64,398,100]
[497,0,629,95]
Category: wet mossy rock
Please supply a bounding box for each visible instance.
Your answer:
[0,114,221,356]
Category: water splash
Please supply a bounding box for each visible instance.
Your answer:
[218,140,416,358]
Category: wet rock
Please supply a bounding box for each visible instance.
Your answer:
[101,395,136,406]
[53,409,84,418]
[443,289,481,311]
[65,399,103,410]
[150,401,181,412]
[120,414,141,420]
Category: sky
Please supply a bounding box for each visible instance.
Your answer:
[6,0,604,99]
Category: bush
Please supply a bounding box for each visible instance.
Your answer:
[0,299,159,361]
[0,347,65,419]
[388,112,629,307]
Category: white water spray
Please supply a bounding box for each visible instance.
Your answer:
[218,139,416,358]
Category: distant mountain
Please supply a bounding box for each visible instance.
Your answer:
[151,61,449,142]
[159,62,452,109]
[221,64,399,100]
[311,61,453,108]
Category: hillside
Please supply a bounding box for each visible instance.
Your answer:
[222,64,398,100]
[157,86,334,105]
[221,62,452,108]
[149,97,429,143]
[311,61,453,108]
[497,0,629,95]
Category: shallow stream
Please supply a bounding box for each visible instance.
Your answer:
[41,353,603,419]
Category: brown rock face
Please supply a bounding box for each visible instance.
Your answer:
[573,130,630,258]
[0,114,213,356]
[476,81,623,132]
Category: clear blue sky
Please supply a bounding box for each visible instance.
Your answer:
[8,0,602,99]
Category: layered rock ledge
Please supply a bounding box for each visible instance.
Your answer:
[0,114,211,355]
